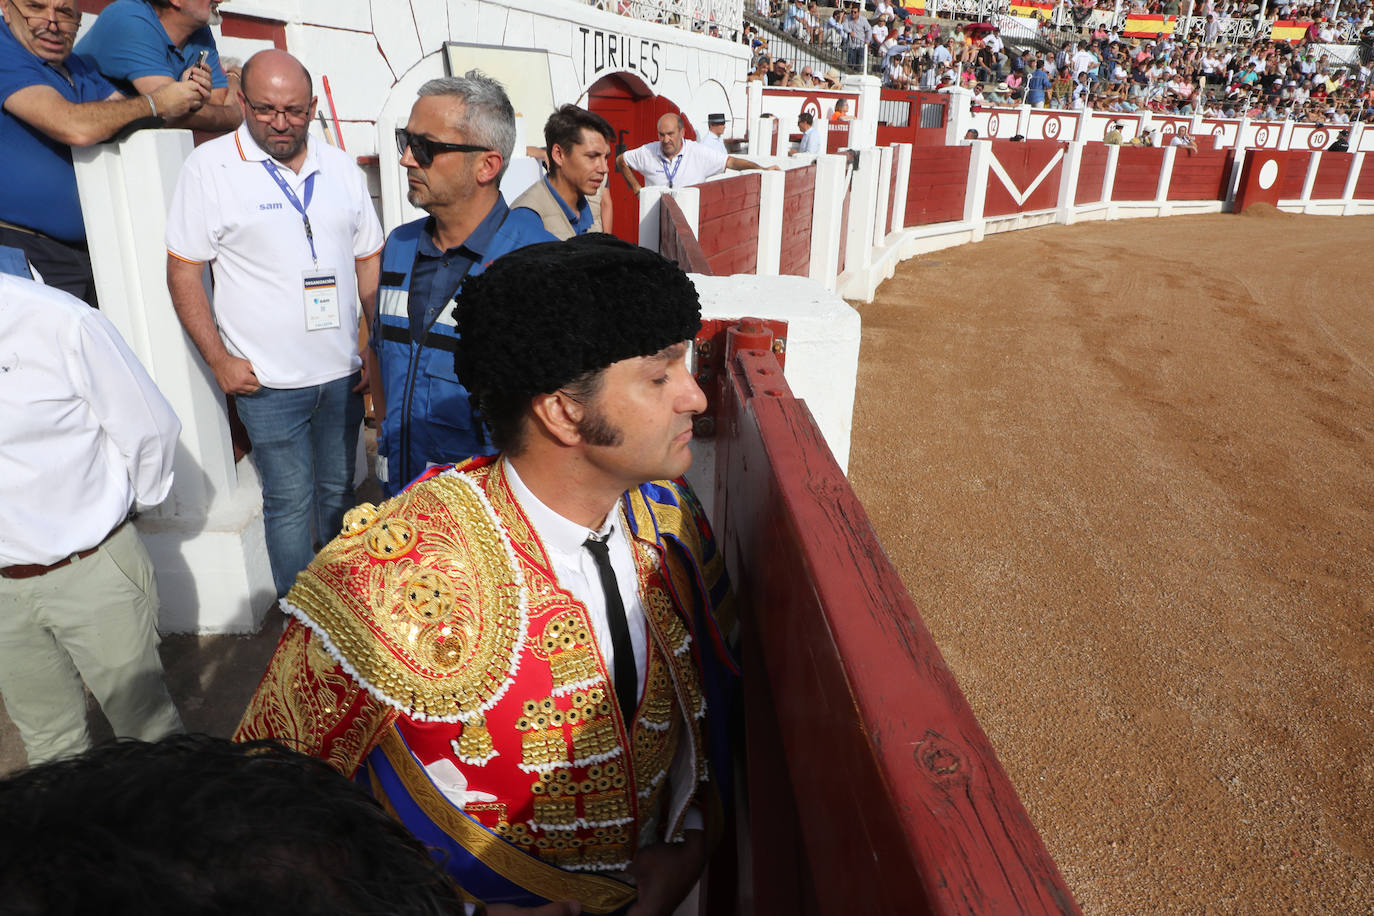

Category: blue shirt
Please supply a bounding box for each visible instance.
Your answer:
[407,196,514,341]
[545,175,594,234]
[75,0,226,97]
[0,22,116,241]
[1026,70,1052,105]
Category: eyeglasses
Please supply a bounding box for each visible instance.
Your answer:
[242,95,313,124]
[395,128,492,167]
[8,1,79,33]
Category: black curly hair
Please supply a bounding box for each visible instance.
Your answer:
[455,234,701,453]
[0,734,466,915]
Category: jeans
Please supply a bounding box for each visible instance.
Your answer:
[235,372,363,597]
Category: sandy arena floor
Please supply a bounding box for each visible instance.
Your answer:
[847,211,1374,916]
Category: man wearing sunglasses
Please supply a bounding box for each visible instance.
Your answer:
[164,49,384,599]
[0,0,209,305]
[371,71,553,497]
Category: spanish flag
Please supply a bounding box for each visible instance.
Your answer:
[1122,13,1177,37]
[1009,0,1053,15]
[1270,20,1310,42]
[897,0,927,12]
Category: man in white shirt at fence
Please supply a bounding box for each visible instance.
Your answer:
[165,49,383,598]
[793,111,823,155]
[0,270,184,766]
[616,112,774,195]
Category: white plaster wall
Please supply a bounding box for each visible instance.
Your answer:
[685,274,862,521]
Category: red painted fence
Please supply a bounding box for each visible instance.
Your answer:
[780,165,816,276]
[906,146,971,227]
[712,324,1081,915]
[698,173,762,276]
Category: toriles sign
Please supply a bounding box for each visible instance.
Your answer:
[578,27,662,86]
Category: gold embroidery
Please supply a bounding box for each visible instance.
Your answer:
[340,503,379,537]
[584,790,631,824]
[284,473,526,722]
[364,518,416,559]
[378,732,635,914]
[571,714,618,763]
[537,611,601,693]
[454,715,495,764]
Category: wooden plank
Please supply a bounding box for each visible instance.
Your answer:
[1356,156,1374,200]
[1166,148,1232,201]
[1312,152,1354,200]
[1278,151,1311,199]
[780,164,814,276]
[1112,147,1166,200]
[1076,145,1109,205]
[716,348,1082,915]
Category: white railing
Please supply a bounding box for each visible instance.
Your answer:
[580,0,745,36]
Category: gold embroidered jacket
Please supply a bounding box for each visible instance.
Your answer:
[234,457,736,911]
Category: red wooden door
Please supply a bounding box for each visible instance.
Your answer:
[587,74,693,245]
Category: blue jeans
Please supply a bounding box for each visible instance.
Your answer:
[235,373,363,597]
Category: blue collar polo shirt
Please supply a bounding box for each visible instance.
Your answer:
[0,22,116,242]
[74,0,227,96]
[407,195,512,341]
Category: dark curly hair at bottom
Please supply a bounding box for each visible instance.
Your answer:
[454,233,701,452]
[0,734,466,916]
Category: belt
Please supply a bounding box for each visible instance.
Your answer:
[0,521,127,580]
[0,218,47,240]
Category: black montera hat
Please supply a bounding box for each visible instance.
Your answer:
[454,234,702,405]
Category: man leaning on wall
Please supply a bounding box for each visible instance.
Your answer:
[76,0,242,133]
[510,104,615,240]
[0,0,209,305]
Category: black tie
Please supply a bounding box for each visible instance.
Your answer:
[583,534,638,726]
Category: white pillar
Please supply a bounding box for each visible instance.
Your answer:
[1058,140,1086,224]
[1301,151,1322,211]
[756,169,786,275]
[1156,145,1178,215]
[73,130,274,633]
[890,143,912,229]
[843,148,880,274]
[1016,103,1033,139]
[637,185,670,251]
[1103,143,1121,217]
[1343,152,1366,215]
[808,153,848,292]
[965,140,991,242]
[873,146,894,244]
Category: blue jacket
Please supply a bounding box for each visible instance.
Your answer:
[372,205,552,495]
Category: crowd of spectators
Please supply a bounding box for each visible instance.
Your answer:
[748,0,1373,124]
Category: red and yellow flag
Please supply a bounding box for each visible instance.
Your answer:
[1122,13,1177,37]
[1270,20,1311,42]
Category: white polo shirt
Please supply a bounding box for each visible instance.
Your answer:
[165,124,384,389]
[623,138,728,189]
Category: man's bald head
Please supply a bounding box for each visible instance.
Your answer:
[238,50,317,167]
[656,112,685,157]
[241,49,313,100]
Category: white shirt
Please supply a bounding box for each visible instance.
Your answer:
[623,138,728,189]
[165,124,385,389]
[0,276,179,565]
[697,129,727,155]
[798,124,824,154]
[504,459,648,700]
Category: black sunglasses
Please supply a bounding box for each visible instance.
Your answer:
[395,128,492,167]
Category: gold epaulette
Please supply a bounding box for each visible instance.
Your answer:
[283,468,528,723]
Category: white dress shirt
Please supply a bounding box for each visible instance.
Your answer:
[622,138,728,189]
[0,276,179,565]
[504,459,649,700]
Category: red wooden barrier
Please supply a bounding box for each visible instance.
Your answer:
[780,164,816,277]
[698,173,762,276]
[713,326,1081,915]
[1277,151,1311,199]
[1356,156,1374,200]
[1312,152,1354,199]
[1075,144,1109,205]
[1112,146,1166,201]
[906,146,970,227]
[1166,148,1233,201]
[984,140,1065,217]
[658,195,713,275]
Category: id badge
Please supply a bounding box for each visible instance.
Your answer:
[303,271,341,331]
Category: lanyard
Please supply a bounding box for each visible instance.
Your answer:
[658,152,683,188]
[262,160,318,265]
